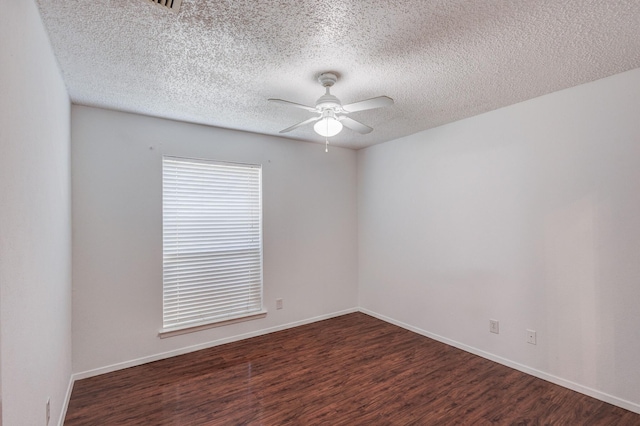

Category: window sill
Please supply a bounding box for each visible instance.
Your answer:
[158,310,268,339]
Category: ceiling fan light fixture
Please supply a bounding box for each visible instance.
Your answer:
[270,71,393,140]
[314,116,343,137]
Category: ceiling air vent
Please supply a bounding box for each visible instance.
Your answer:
[145,0,182,13]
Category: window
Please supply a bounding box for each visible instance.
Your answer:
[161,156,263,333]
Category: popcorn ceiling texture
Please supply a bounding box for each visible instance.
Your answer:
[36,0,640,149]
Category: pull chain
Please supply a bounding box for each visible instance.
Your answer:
[325,136,329,153]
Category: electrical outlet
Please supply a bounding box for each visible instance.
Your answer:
[46,397,50,425]
[489,319,499,334]
[527,329,537,345]
[276,298,283,310]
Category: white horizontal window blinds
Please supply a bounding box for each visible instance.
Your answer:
[162,156,263,331]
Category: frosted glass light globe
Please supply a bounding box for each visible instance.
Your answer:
[314,116,343,137]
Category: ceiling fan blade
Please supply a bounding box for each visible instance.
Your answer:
[342,96,394,113]
[268,98,317,112]
[279,116,320,133]
[340,117,373,134]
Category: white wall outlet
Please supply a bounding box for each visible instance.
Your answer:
[489,319,499,334]
[276,298,283,310]
[527,329,537,345]
[46,397,50,425]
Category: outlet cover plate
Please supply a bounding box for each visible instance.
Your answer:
[489,319,499,334]
[527,329,537,345]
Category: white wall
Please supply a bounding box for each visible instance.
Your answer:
[71,106,358,374]
[0,1,72,425]
[358,68,640,412]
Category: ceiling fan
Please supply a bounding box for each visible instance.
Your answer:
[269,72,394,138]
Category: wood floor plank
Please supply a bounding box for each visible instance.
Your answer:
[64,313,640,425]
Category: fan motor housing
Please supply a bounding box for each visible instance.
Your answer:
[315,93,342,110]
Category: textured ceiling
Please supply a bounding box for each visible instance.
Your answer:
[36,0,640,149]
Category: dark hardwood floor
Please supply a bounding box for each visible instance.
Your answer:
[64,313,640,425]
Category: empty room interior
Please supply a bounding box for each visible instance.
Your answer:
[3,1,640,425]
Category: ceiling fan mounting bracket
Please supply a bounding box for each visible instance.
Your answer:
[318,72,338,88]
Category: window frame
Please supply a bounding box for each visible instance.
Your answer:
[159,155,265,337]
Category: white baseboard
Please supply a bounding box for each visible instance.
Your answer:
[72,307,358,381]
[358,307,640,415]
[58,374,74,426]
